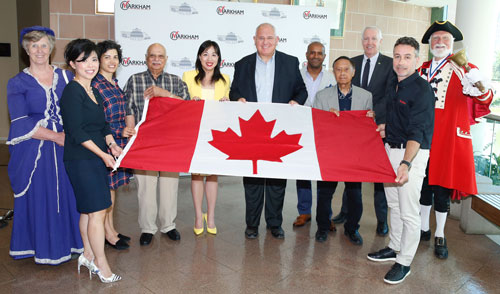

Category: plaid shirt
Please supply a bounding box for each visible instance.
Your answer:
[124,69,190,123]
[92,73,127,140]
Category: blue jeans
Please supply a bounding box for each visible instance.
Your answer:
[297,180,332,217]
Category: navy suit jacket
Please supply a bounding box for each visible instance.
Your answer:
[352,53,394,124]
[229,51,307,105]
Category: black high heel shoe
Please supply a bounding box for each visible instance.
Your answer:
[105,238,129,250]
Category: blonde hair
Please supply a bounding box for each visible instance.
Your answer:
[22,30,55,53]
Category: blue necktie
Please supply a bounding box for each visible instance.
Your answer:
[362,58,370,89]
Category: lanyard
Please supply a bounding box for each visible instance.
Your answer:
[428,55,450,81]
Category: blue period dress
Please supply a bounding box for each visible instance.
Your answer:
[6,67,83,265]
[92,73,132,189]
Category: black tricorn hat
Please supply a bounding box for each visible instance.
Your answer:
[421,20,463,44]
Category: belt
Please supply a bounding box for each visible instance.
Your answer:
[387,142,406,149]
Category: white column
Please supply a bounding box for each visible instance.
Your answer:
[455,0,499,78]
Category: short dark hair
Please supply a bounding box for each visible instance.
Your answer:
[332,56,355,69]
[96,40,122,63]
[195,40,226,85]
[394,36,420,55]
[64,39,97,67]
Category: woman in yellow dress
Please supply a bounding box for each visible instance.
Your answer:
[182,40,229,236]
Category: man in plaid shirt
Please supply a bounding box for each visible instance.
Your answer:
[124,43,190,245]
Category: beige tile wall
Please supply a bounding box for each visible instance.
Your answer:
[49,0,431,67]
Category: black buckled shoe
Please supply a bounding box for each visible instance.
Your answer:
[434,237,448,259]
[367,247,397,262]
[344,229,363,245]
[165,229,181,241]
[332,212,346,224]
[376,221,389,236]
[384,263,411,284]
[245,226,259,239]
[139,233,153,246]
[420,229,431,241]
[315,230,328,243]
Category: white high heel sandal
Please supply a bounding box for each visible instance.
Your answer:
[77,254,97,279]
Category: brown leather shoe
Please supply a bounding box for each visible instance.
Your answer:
[293,214,311,227]
[330,220,337,232]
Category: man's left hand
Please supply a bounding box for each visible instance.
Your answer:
[395,164,409,184]
[289,100,298,105]
[366,110,375,118]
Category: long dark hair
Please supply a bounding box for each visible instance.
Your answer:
[64,38,97,67]
[194,40,226,85]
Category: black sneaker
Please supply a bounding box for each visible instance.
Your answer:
[434,237,448,259]
[367,247,397,262]
[383,263,411,284]
[420,229,431,241]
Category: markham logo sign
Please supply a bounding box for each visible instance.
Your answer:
[170,31,199,41]
[216,6,244,15]
[120,1,151,10]
[303,11,327,20]
[121,57,147,67]
[219,59,235,68]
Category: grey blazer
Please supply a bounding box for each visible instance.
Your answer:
[313,85,373,112]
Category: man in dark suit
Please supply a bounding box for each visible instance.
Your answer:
[333,26,393,237]
[230,23,307,239]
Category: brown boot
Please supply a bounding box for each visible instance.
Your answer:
[329,220,337,232]
[293,214,311,227]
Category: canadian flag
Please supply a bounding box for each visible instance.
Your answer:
[115,97,395,183]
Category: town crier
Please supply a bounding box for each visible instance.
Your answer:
[417,21,493,259]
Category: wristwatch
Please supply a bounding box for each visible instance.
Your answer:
[400,160,412,170]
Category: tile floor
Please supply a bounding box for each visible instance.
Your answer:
[0,172,499,293]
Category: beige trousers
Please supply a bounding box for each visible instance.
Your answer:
[384,144,429,266]
[135,170,179,234]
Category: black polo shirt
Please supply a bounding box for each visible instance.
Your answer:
[385,71,435,149]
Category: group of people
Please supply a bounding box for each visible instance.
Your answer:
[6,20,492,285]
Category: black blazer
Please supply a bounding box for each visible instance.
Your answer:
[352,53,394,124]
[229,51,307,105]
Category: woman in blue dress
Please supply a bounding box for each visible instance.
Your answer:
[6,26,83,264]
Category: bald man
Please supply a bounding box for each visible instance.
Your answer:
[124,43,190,245]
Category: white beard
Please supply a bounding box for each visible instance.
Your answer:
[430,46,453,59]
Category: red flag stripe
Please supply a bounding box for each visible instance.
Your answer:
[312,109,395,183]
[119,97,204,172]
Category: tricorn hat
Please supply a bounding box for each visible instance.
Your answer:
[421,20,463,44]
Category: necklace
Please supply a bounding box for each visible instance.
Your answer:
[74,78,93,96]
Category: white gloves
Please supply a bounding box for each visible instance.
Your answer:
[462,68,491,96]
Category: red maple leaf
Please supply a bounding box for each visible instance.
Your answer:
[208,110,303,174]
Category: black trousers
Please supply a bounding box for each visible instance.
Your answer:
[317,181,362,233]
[243,177,287,228]
[340,182,387,223]
[420,164,451,213]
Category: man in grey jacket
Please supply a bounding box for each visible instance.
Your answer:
[313,56,373,244]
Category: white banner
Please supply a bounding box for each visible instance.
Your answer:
[114,0,330,88]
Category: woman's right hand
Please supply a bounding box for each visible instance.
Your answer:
[100,152,116,168]
[192,96,201,101]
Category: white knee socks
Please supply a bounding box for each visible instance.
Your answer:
[435,211,447,238]
[420,205,432,231]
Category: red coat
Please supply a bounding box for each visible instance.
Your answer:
[418,57,493,198]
